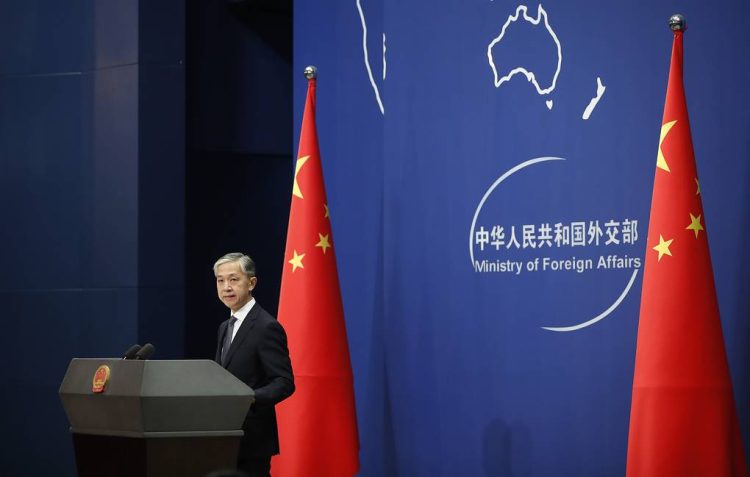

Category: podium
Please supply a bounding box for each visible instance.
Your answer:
[59,358,254,477]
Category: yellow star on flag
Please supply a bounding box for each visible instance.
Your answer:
[695,178,701,195]
[316,233,331,254]
[292,156,310,199]
[288,249,305,272]
[657,120,677,172]
[653,234,673,261]
[324,203,330,218]
[686,213,704,238]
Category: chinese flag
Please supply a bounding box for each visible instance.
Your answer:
[626,25,747,476]
[272,71,360,477]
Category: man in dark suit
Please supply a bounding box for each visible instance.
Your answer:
[213,252,295,477]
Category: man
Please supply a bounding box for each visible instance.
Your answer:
[213,252,294,477]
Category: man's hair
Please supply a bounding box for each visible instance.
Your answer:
[213,253,256,278]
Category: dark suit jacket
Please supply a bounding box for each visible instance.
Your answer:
[215,302,294,458]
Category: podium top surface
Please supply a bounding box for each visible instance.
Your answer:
[60,358,253,397]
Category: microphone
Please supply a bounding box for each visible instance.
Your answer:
[122,344,142,360]
[135,343,156,360]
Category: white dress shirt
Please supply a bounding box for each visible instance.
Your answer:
[230,297,256,342]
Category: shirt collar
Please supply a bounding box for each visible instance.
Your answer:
[232,297,256,323]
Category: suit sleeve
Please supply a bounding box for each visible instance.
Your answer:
[253,319,295,406]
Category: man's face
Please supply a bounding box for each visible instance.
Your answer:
[215,261,257,312]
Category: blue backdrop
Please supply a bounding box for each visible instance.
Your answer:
[294,1,750,475]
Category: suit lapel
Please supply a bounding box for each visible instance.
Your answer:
[216,320,228,363]
[224,303,260,368]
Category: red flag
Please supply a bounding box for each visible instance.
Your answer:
[272,70,360,477]
[626,21,747,476]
